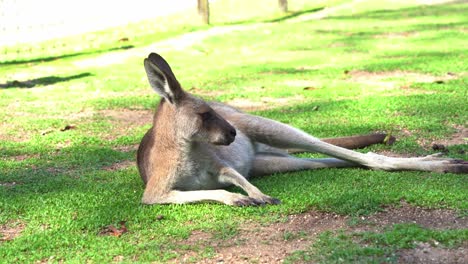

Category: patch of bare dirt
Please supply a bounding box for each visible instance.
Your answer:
[416,0,455,4]
[340,70,467,102]
[1,108,152,143]
[358,201,467,231]
[99,109,152,128]
[396,124,467,150]
[431,125,468,148]
[176,211,348,264]
[113,144,140,153]
[174,201,467,263]
[1,108,152,144]
[228,96,304,112]
[0,220,25,242]
[102,160,135,171]
[374,31,419,39]
[188,87,227,98]
[0,182,19,187]
[97,109,152,140]
[398,242,468,264]
[0,123,30,142]
[348,70,460,92]
[184,230,213,245]
[8,154,40,162]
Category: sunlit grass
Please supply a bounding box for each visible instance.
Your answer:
[1,0,467,262]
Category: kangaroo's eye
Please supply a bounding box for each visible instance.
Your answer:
[200,112,213,121]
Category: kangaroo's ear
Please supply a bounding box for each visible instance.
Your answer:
[144,53,184,105]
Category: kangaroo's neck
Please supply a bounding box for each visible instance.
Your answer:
[153,100,192,151]
[153,100,177,147]
[151,99,196,177]
[144,100,186,197]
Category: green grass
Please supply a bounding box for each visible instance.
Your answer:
[0,0,326,64]
[1,0,467,262]
[286,224,468,263]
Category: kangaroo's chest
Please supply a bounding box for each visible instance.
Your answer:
[173,159,222,190]
[173,131,255,191]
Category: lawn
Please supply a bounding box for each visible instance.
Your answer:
[0,0,467,263]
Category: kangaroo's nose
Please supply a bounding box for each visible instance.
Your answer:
[230,128,236,137]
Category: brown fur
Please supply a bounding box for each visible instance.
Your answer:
[138,99,181,200]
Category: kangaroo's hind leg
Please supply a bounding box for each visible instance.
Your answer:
[288,133,395,153]
[251,153,359,177]
[229,113,467,173]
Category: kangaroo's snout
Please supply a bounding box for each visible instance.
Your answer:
[225,127,237,145]
[213,125,236,146]
[229,127,237,138]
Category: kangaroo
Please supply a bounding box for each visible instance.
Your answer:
[137,53,467,206]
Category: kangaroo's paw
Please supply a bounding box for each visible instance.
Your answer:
[250,194,281,205]
[407,153,467,173]
[364,152,468,173]
[397,154,467,174]
[229,193,281,206]
[430,158,468,174]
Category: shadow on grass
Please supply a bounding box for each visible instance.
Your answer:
[259,66,319,75]
[320,2,467,43]
[301,3,468,73]
[0,45,134,66]
[266,7,325,23]
[327,2,467,21]
[0,93,466,251]
[215,6,325,26]
[361,50,466,73]
[0,73,92,89]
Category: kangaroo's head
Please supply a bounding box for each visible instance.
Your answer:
[144,53,236,145]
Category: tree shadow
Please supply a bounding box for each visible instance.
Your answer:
[307,3,468,73]
[0,73,92,89]
[362,50,466,72]
[1,92,464,199]
[259,66,319,75]
[326,1,467,21]
[265,7,325,23]
[0,91,466,241]
[0,45,134,66]
[216,7,325,26]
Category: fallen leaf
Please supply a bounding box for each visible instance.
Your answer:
[119,221,128,233]
[99,221,128,237]
[303,86,318,91]
[432,144,447,152]
[108,226,122,237]
[60,124,76,131]
[41,129,55,136]
[156,215,164,221]
[383,132,396,145]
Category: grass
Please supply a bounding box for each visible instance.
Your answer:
[286,224,468,263]
[0,0,328,64]
[1,0,467,262]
